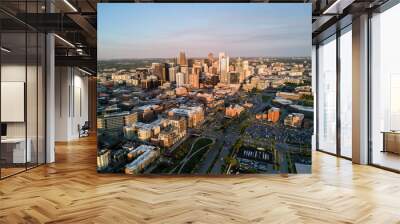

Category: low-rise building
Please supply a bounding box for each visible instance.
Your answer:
[133,118,165,141]
[125,145,160,174]
[243,102,253,108]
[124,112,138,126]
[134,104,161,122]
[123,126,136,138]
[175,87,188,96]
[97,149,111,170]
[97,111,130,130]
[196,93,214,103]
[168,106,204,128]
[284,113,304,128]
[225,104,245,118]
[256,79,270,90]
[158,117,187,148]
[267,107,280,123]
[137,128,152,141]
[276,91,301,100]
[289,71,303,77]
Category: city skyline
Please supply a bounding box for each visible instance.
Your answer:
[98,53,311,61]
[98,4,311,60]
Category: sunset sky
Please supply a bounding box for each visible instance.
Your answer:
[98,3,311,60]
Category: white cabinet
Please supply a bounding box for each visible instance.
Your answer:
[1,138,31,163]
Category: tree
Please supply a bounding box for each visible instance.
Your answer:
[224,156,238,168]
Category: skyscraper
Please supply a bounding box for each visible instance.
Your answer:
[176,72,185,87]
[151,63,163,80]
[218,52,225,73]
[228,72,240,84]
[189,73,200,89]
[178,51,187,66]
[243,60,250,78]
[168,66,178,82]
[203,64,209,73]
[162,63,169,82]
[180,65,189,84]
[236,57,243,72]
[193,64,202,76]
[218,52,229,84]
[236,58,245,83]
[243,60,249,71]
[207,53,214,66]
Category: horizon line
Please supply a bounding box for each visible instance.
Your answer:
[98,56,311,61]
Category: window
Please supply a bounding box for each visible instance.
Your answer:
[339,27,352,158]
[0,1,46,179]
[370,3,400,171]
[317,35,337,154]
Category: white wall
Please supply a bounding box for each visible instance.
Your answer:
[1,64,26,138]
[55,67,89,141]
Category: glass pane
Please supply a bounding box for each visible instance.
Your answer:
[340,28,352,158]
[371,4,400,171]
[27,31,38,169]
[312,45,317,151]
[1,31,27,177]
[317,35,337,154]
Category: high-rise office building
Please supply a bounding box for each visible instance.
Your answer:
[235,58,245,83]
[180,65,189,84]
[242,60,249,71]
[218,52,225,73]
[176,72,185,87]
[189,73,200,89]
[242,60,250,78]
[236,57,242,72]
[218,52,229,84]
[193,64,202,76]
[208,52,214,66]
[162,63,169,82]
[228,72,240,84]
[151,63,163,80]
[203,64,209,73]
[178,51,187,66]
[168,66,178,82]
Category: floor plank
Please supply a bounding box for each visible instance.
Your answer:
[0,135,399,224]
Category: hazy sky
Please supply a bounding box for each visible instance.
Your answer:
[98,3,311,60]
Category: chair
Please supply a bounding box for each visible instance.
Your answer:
[79,121,90,138]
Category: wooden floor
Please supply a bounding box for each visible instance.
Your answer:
[372,150,400,171]
[1,136,400,224]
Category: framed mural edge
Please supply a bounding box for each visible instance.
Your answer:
[96,3,313,175]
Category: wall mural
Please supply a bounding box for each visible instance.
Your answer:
[97,3,313,175]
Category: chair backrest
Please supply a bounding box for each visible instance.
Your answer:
[82,121,90,129]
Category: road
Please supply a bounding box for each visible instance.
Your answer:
[210,125,240,174]
[177,139,214,174]
[276,143,289,173]
[195,135,223,174]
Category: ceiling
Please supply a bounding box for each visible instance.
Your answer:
[0,0,392,73]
